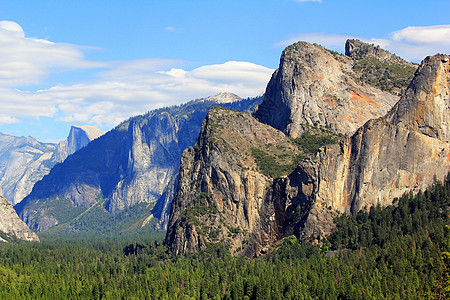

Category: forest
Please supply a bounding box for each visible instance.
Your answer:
[0,176,448,299]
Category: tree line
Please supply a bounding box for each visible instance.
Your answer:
[0,175,448,299]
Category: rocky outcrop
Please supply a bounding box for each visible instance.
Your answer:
[166,50,449,256]
[0,125,103,206]
[16,94,261,234]
[55,125,103,163]
[254,40,415,138]
[345,39,407,63]
[0,195,39,242]
[166,107,304,256]
[345,39,418,96]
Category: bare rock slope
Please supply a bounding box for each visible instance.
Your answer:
[0,195,39,242]
[254,40,416,138]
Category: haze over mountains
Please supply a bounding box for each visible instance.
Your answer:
[0,125,103,241]
[0,125,103,206]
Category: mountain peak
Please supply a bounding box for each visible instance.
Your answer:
[202,92,242,104]
[387,54,450,140]
[55,124,104,163]
[345,39,408,64]
[71,125,104,141]
[254,40,401,138]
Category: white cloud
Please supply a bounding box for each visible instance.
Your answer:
[0,21,274,131]
[0,60,274,128]
[0,116,19,124]
[0,21,104,87]
[278,25,450,62]
[391,25,450,44]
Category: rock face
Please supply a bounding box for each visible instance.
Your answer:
[0,195,39,242]
[166,107,304,256]
[254,41,415,138]
[0,126,103,206]
[345,39,406,63]
[16,93,262,234]
[55,125,104,163]
[298,54,450,240]
[165,45,449,256]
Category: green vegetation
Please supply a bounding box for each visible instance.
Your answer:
[19,196,88,227]
[41,196,160,237]
[251,128,340,178]
[291,130,338,154]
[0,176,448,299]
[251,147,303,178]
[353,56,417,93]
[328,178,449,250]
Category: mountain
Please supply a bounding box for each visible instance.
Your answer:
[165,107,306,256]
[0,126,103,206]
[0,133,57,206]
[54,125,104,163]
[298,53,449,241]
[165,42,449,256]
[0,195,39,242]
[254,40,416,138]
[15,93,262,234]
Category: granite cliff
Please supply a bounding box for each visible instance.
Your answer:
[166,107,306,256]
[298,54,449,240]
[0,195,39,242]
[166,43,449,256]
[15,93,261,234]
[55,125,104,163]
[254,40,416,138]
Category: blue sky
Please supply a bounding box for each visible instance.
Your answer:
[0,0,449,142]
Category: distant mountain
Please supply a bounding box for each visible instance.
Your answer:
[0,126,103,205]
[15,93,262,234]
[0,195,39,242]
[55,125,104,163]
